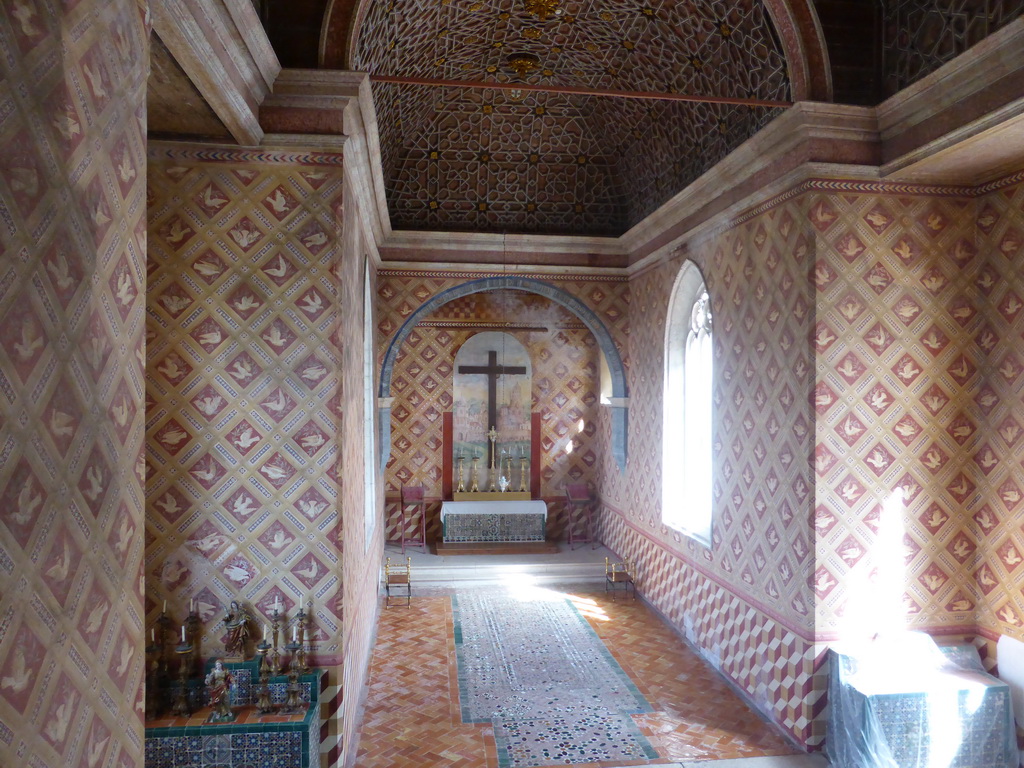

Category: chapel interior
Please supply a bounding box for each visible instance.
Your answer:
[3,0,1024,766]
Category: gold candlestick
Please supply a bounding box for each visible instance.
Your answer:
[488,427,498,491]
[470,456,480,492]
[255,641,274,714]
[519,457,528,492]
[456,456,465,493]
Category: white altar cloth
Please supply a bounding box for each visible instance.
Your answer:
[440,500,548,522]
[440,500,548,543]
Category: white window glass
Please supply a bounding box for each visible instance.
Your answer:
[662,261,713,546]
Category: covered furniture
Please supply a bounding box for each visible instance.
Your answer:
[398,484,428,553]
[826,634,1016,768]
[605,557,635,600]
[439,499,547,543]
[564,482,596,550]
[384,556,411,608]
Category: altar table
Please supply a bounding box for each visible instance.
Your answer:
[440,500,547,543]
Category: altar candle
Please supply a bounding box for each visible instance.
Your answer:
[151,628,155,643]
[181,625,185,643]
[263,623,268,641]
[163,600,166,613]
[189,599,194,614]
[293,624,297,642]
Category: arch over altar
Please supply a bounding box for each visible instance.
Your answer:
[378,276,628,474]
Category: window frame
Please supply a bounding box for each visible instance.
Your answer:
[662,260,714,547]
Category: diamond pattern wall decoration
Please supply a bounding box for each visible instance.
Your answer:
[146,147,346,662]
[377,271,629,541]
[0,2,149,766]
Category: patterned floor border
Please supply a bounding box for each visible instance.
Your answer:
[452,590,658,767]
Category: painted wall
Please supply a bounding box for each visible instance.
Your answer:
[972,178,1024,645]
[599,198,821,745]
[337,172,385,767]
[145,147,347,672]
[810,186,983,639]
[0,2,149,766]
[376,271,630,542]
[598,171,1024,749]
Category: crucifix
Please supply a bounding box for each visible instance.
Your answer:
[458,349,526,467]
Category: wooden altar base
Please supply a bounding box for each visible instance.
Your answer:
[434,539,560,556]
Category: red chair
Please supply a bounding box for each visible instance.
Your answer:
[399,485,428,554]
[564,483,596,550]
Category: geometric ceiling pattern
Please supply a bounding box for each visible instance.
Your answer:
[353,0,790,236]
[881,0,1024,96]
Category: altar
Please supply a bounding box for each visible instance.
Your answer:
[441,500,548,543]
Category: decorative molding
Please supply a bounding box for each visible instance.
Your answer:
[377,267,628,282]
[380,230,625,268]
[261,70,391,261]
[878,17,1024,180]
[147,140,346,165]
[620,101,880,265]
[378,276,629,472]
[150,0,280,146]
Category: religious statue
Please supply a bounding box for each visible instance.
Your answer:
[204,658,235,723]
[223,601,251,658]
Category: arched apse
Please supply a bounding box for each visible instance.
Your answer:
[378,276,628,473]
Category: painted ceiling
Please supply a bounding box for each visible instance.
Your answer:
[350,0,790,236]
[216,0,1024,239]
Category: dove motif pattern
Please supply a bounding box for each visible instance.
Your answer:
[586,175,1024,748]
[146,150,346,664]
[375,272,628,544]
[0,2,148,766]
[792,179,1024,684]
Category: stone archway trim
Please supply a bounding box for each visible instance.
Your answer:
[378,276,628,473]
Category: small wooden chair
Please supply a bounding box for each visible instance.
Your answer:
[564,482,596,550]
[399,484,428,554]
[384,556,412,608]
[605,557,635,600]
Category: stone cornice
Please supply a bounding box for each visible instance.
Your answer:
[378,230,625,270]
[261,70,390,263]
[620,102,880,266]
[878,17,1024,174]
[150,0,279,147]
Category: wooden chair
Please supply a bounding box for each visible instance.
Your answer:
[564,482,596,550]
[384,556,411,608]
[605,557,635,600]
[398,484,428,554]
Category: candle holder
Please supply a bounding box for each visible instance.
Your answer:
[519,456,528,492]
[487,427,498,491]
[155,612,172,678]
[294,605,311,675]
[155,612,173,713]
[456,455,466,493]
[145,641,160,719]
[470,456,480,492]
[255,640,274,714]
[184,611,202,677]
[268,610,283,676]
[279,643,303,714]
[170,641,193,717]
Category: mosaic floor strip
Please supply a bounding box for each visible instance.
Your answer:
[354,585,800,767]
[453,588,657,766]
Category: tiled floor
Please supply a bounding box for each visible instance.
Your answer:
[354,575,811,767]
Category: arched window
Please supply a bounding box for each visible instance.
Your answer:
[662,260,713,546]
